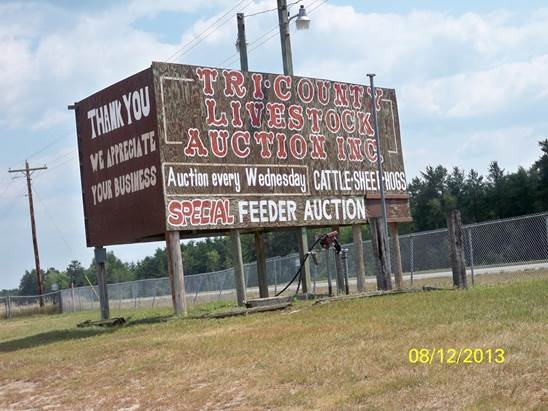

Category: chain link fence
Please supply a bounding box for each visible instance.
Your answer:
[0,291,63,319]
[3,212,548,317]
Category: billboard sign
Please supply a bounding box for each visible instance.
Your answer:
[74,62,410,246]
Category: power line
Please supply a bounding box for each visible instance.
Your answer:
[0,186,25,221]
[26,130,72,161]
[0,178,14,199]
[166,0,254,63]
[218,0,328,68]
[32,186,74,255]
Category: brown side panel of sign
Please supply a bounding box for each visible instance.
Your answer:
[75,67,164,246]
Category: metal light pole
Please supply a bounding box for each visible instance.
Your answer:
[368,73,392,276]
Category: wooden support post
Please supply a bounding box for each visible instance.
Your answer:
[165,239,176,309]
[447,209,467,289]
[389,223,404,289]
[297,227,312,294]
[94,246,110,320]
[255,232,269,298]
[331,226,344,294]
[232,230,247,306]
[352,225,366,292]
[166,231,186,315]
[370,218,393,291]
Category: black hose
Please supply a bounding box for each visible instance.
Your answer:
[275,236,323,297]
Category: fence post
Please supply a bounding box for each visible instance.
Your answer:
[468,227,475,287]
[326,248,333,296]
[7,296,11,319]
[274,257,279,295]
[410,234,414,286]
[545,216,548,258]
[341,248,350,295]
[447,209,467,289]
[58,290,63,314]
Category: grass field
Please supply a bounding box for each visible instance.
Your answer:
[0,275,547,410]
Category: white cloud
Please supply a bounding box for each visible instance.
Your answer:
[400,54,548,119]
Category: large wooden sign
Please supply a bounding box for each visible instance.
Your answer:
[74,62,410,247]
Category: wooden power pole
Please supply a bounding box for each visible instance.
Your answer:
[9,161,47,306]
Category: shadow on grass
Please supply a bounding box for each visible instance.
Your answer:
[0,327,117,353]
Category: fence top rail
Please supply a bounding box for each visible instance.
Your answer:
[462,211,548,229]
[9,291,61,299]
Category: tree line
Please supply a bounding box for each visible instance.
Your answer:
[4,139,547,296]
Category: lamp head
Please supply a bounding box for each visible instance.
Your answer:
[295,5,311,30]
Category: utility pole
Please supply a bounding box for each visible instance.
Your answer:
[276,0,312,294]
[9,161,47,306]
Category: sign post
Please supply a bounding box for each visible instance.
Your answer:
[94,246,109,320]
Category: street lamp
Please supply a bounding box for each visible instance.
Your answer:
[277,1,310,75]
[236,1,310,75]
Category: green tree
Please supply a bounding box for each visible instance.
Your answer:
[462,169,488,223]
[44,267,69,291]
[65,260,88,287]
[18,269,43,295]
[134,248,168,279]
[532,139,548,211]
[486,161,506,218]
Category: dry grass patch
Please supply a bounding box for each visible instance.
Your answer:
[0,279,546,409]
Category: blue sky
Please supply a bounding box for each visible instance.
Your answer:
[1,0,548,289]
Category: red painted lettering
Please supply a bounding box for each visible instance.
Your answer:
[325,109,340,133]
[273,75,292,101]
[275,132,288,159]
[341,109,356,133]
[336,136,347,161]
[254,131,274,158]
[297,78,314,103]
[305,107,323,133]
[205,98,228,127]
[230,100,243,128]
[289,133,307,160]
[287,104,304,131]
[184,128,208,157]
[195,67,218,96]
[348,137,364,161]
[245,101,264,128]
[251,73,264,99]
[232,130,251,158]
[357,111,374,136]
[208,130,229,158]
[266,102,286,129]
[309,134,327,159]
[348,84,365,109]
[222,69,246,98]
[316,80,330,106]
[334,82,349,107]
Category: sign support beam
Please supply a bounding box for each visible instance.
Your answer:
[166,230,186,315]
[232,230,247,306]
[94,246,110,320]
[352,224,366,292]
